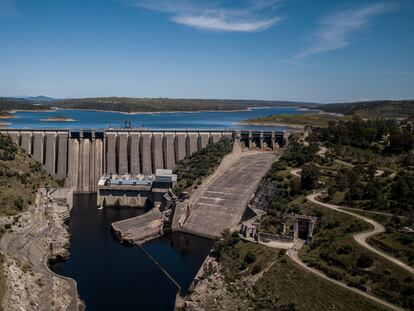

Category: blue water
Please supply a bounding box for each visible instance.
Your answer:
[7,107,316,130]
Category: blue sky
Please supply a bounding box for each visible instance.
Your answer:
[0,0,413,102]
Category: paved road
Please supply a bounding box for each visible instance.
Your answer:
[181,151,277,239]
[287,240,404,311]
[308,192,414,275]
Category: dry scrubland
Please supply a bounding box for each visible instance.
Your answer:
[0,134,58,217]
[0,134,58,307]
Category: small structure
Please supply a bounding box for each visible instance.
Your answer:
[240,212,317,245]
[97,169,177,208]
[240,221,260,239]
[304,125,313,132]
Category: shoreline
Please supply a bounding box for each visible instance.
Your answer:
[9,106,309,116]
[238,121,305,129]
[40,118,76,122]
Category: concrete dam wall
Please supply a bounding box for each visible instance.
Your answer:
[0,129,286,193]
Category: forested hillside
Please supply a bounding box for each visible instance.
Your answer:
[0,134,57,216]
[321,100,414,118]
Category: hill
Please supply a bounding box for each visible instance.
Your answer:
[49,97,319,113]
[242,113,343,128]
[0,98,51,112]
[0,133,57,216]
[23,95,56,102]
[0,96,320,113]
[320,100,414,118]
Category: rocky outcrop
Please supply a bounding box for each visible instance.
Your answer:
[111,208,164,244]
[0,188,80,311]
[248,176,283,212]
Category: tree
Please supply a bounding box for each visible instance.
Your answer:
[357,253,374,268]
[301,163,320,190]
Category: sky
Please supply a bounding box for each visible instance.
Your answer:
[0,0,413,103]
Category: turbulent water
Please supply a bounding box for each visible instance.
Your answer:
[7,107,315,130]
[50,195,212,311]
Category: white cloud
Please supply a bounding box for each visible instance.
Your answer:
[124,0,282,32]
[295,3,392,59]
[172,15,281,32]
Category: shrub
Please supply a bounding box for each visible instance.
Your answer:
[244,251,256,264]
[357,253,374,269]
[336,245,353,255]
[239,261,248,271]
[251,264,262,275]
[14,197,24,210]
[327,268,344,280]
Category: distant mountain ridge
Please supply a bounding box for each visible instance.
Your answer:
[0,96,321,113]
[23,95,56,102]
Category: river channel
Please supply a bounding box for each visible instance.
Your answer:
[50,194,212,311]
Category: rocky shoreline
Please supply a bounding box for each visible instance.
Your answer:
[0,188,82,311]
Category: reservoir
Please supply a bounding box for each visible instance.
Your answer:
[50,195,213,311]
[7,107,315,130]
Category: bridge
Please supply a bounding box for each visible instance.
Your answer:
[0,129,288,193]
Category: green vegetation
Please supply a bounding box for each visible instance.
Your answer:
[49,98,316,113]
[347,210,414,267]
[241,128,414,309]
[173,139,233,196]
[0,111,11,117]
[243,113,342,128]
[320,100,414,118]
[207,231,387,311]
[308,117,414,216]
[0,134,57,216]
[300,201,413,310]
[0,98,50,112]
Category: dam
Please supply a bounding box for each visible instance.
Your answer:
[0,129,287,193]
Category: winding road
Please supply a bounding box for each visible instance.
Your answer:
[307,192,414,275]
[287,241,404,311]
[286,168,413,310]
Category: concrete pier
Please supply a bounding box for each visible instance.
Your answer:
[130,133,141,174]
[106,132,117,175]
[118,133,129,175]
[32,132,44,164]
[56,132,68,179]
[20,132,32,154]
[175,133,187,162]
[163,133,176,170]
[186,132,198,156]
[151,132,164,171]
[140,133,152,174]
[44,132,57,174]
[198,133,210,150]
